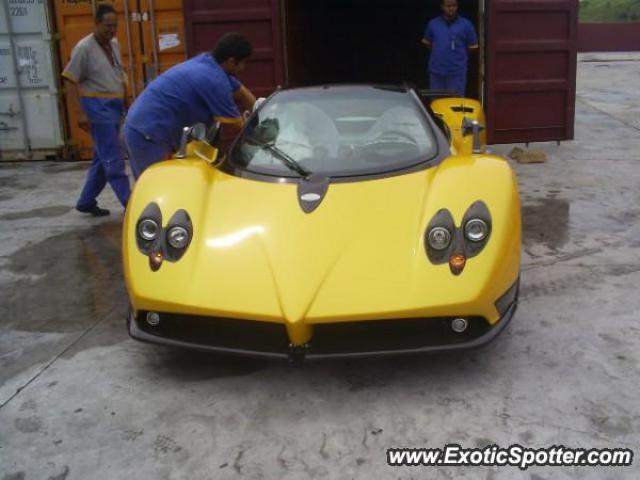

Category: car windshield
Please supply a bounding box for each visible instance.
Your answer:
[231,86,438,178]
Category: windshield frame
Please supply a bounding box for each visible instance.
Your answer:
[222,85,451,184]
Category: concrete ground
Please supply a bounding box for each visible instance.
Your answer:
[1,53,639,480]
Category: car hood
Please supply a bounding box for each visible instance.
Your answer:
[124,157,521,342]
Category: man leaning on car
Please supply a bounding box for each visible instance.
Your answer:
[123,32,257,179]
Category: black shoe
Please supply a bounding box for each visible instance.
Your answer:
[76,205,111,217]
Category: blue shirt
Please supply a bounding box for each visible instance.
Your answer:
[424,15,478,75]
[126,53,242,150]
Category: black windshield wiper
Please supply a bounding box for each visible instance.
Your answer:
[244,136,312,179]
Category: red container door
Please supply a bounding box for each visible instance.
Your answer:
[184,0,284,98]
[485,0,579,144]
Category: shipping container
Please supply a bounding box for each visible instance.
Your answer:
[486,0,578,143]
[54,0,186,159]
[0,0,65,160]
[139,0,187,83]
[184,0,579,144]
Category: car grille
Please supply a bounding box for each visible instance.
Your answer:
[134,311,493,357]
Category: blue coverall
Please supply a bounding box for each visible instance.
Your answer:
[123,53,242,179]
[424,15,478,97]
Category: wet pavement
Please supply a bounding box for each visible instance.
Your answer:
[1,53,639,479]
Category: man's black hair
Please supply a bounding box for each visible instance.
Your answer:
[95,3,116,23]
[213,33,253,63]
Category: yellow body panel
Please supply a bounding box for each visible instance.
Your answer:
[124,145,521,346]
[431,98,487,155]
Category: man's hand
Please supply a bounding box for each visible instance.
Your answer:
[234,85,257,112]
[78,112,90,132]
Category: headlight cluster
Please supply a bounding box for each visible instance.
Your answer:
[427,219,489,251]
[135,202,193,271]
[424,201,492,275]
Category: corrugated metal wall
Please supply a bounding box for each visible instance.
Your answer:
[0,0,64,160]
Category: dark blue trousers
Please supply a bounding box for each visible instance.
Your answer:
[123,123,172,179]
[429,72,467,97]
[77,99,131,210]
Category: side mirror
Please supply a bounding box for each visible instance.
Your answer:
[175,123,208,158]
[461,117,486,154]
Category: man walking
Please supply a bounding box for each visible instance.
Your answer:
[123,32,256,178]
[62,3,130,216]
[422,0,478,97]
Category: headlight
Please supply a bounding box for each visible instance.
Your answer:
[464,218,489,242]
[138,219,159,241]
[167,226,189,249]
[428,226,451,251]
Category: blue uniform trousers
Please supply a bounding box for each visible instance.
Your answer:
[77,99,131,209]
[123,122,172,179]
[429,72,467,98]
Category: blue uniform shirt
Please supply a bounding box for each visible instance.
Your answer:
[424,15,478,75]
[126,53,242,150]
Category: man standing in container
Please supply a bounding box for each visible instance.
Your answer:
[62,3,130,217]
[123,32,256,179]
[422,0,478,97]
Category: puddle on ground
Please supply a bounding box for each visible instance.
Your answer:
[0,221,124,334]
[522,198,570,250]
[0,206,72,221]
[0,221,127,386]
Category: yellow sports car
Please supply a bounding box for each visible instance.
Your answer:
[124,85,520,361]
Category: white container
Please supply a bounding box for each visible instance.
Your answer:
[0,0,64,160]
